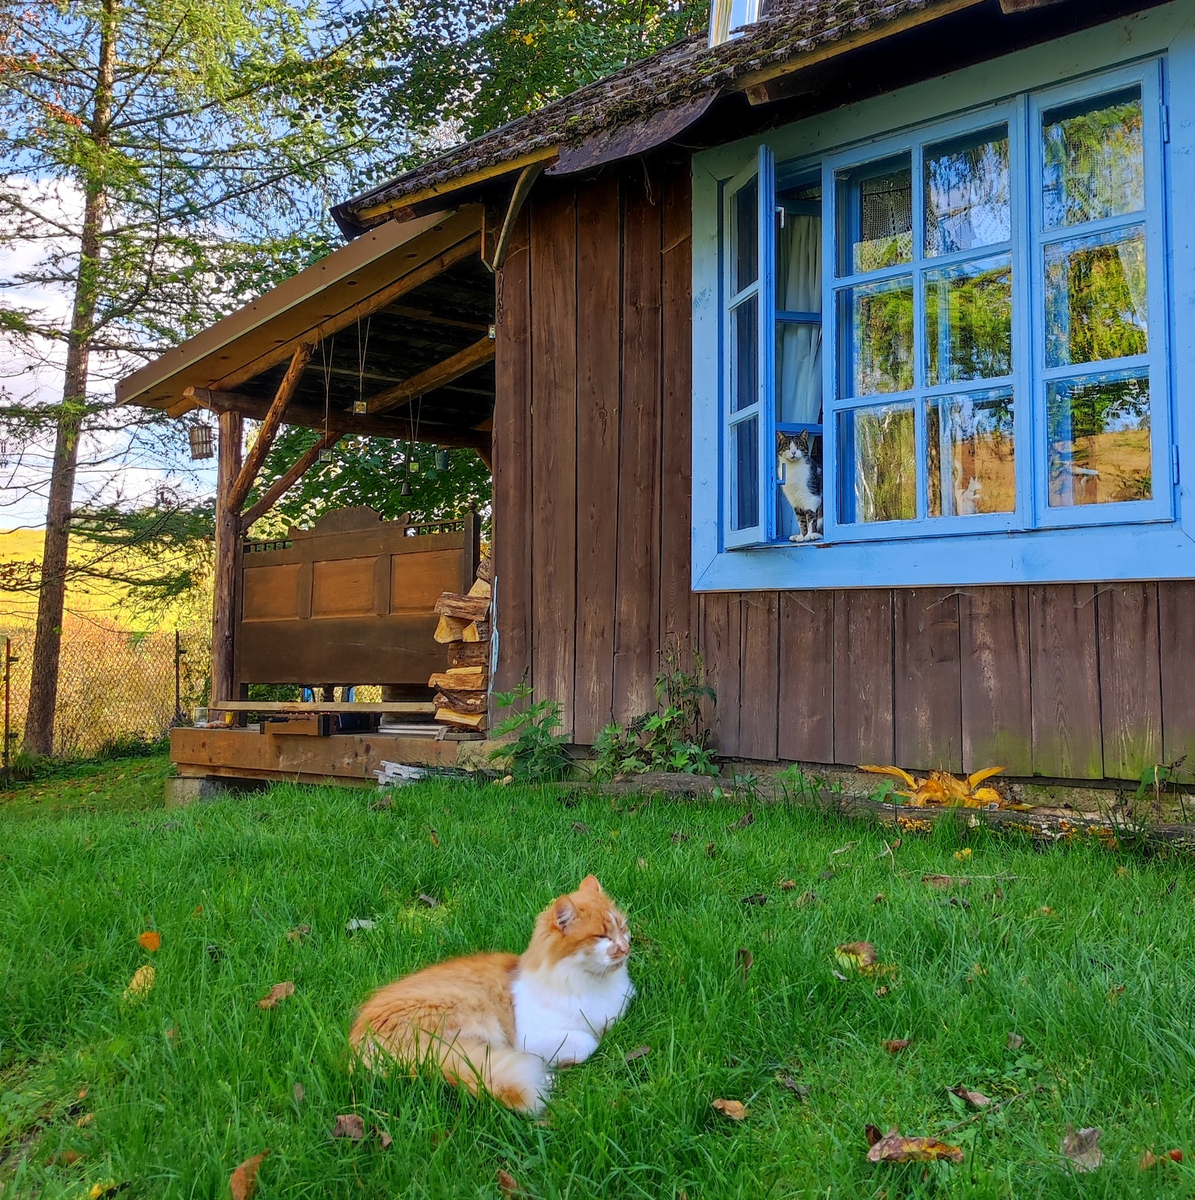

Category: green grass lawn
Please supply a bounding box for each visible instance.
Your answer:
[4,756,1195,1198]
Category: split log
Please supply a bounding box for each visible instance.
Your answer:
[428,666,488,691]
[434,690,487,714]
[448,642,489,668]
[434,615,469,643]
[435,707,487,731]
[476,556,493,583]
[433,592,491,623]
[467,578,492,600]
[463,620,491,642]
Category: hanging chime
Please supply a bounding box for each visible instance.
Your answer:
[187,422,214,460]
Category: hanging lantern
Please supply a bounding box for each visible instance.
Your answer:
[400,477,411,496]
[435,448,450,471]
[318,446,335,463]
[188,422,214,460]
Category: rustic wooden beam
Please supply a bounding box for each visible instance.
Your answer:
[474,445,493,472]
[999,0,1064,9]
[736,0,985,100]
[240,431,340,532]
[486,163,546,271]
[212,232,482,391]
[184,386,491,449]
[365,336,496,415]
[211,410,243,708]
[355,148,559,227]
[226,343,313,513]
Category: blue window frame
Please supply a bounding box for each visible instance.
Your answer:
[692,19,1195,591]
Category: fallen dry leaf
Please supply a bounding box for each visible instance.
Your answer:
[777,1072,810,1100]
[865,1124,883,1147]
[922,874,968,889]
[736,948,753,979]
[497,1167,522,1197]
[373,1127,393,1149]
[331,1113,365,1140]
[741,893,767,906]
[670,830,690,843]
[835,942,878,972]
[874,893,887,905]
[285,924,311,943]
[1062,1126,1104,1173]
[138,931,160,952]
[832,969,849,982]
[52,1149,84,1166]
[796,889,819,908]
[712,1098,748,1121]
[123,964,155,1000]
[950,1086,992,1109]
[571,821,590,834]
[624,1045,650,1062]
[428,828,440,847]
[874,985,890,998]
[866,1127,964,1164]
[832,842,858,856]
[418,893,440,908]
[257,981,295,1010]
[728,810,755,830]
[76,1113,93,1127]
[706,842,717,858]
[778,879,796,891]
[229,1151,268,1200]
[292,1082,305,1106]
[1108,984,1125,1005]
[883,1039,911,1054]
[1006,1032,1024,1050]
[1140,1148,1183,1168]
[861,765,1006,808]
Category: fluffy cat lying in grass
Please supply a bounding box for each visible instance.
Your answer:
[349,875,634,1114]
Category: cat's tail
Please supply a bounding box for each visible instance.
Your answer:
[438,1037,551,1115]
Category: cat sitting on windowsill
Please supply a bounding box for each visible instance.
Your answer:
[777,431,823,542]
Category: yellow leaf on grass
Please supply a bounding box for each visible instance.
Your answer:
[834,942,878,972]
[860,765,918,789]
[497,1167,523,1197]
[123,964,155,1000]
[138,931,160,952]
[967,766,1006,788]
[883,1038,911,1054]
[712,1098,748,1120]
[229,1151,268,1200]
[866,1127,964,1164]
[257,981,295,1009]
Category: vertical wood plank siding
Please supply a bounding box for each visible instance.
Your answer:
[492,162,1195,782]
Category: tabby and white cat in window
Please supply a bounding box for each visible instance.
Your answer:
[777,431,823,542]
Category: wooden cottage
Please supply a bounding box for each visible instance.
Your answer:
[120,0,1195,787]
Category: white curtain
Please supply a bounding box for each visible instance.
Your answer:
[777,214,823,424]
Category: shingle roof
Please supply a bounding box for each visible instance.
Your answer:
[334,0,974,230]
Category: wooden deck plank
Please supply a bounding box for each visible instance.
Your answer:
[612,166,663,723]
[1097,583,1162,781]
[894,588,962,772]
[958,586,1033,775]
[573,176,623,743]
[1029,584,1103,779]
[492,208,532,701]
[529,186,579,734]
[1159,581,1195,781]
[833,589,894,766]
[777,590,835,763]
[660,167,697,665]
[737,592,780,761]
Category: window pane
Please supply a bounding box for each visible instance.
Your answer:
[837,403,916,523]
[732,416,760,530]
[925,126,1010,256]
[775,185,821,309]
[732,176,758,293]
[1043,87,1144,228]
[1045,225,1147,367]
[927,390,1016,517]
[838,154,912,275]
[731,294,758,412]
[839,277,914,397]
[925,254,1012,385]
[776,323,823,424]
[1046,373,1151,506]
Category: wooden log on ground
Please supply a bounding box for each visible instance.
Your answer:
[436,707,488,730]
[434,690,488,714]
[463,620,491,642]
[428,666,488,691]
[476,556,493,583]
[434,592,491,622]
[448,642,490,668]
[434,615,469,643]
[468,578,492,599]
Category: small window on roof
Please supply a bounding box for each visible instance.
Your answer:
[709,0,760,47]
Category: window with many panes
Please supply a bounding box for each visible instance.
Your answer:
[720,62,1168,551]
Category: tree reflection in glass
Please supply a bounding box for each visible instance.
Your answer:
[841,277,914,396]
[927,391,1015,517]
[925,255,1012,385]
[1046,373,1151,506]
[838,403,916,523]
[925,127,1010,256]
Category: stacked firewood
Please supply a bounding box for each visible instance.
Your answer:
[430,556,492,731]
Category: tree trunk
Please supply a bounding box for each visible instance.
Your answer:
[23,0,118,756]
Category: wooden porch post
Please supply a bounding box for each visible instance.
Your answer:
[211,410,243,709]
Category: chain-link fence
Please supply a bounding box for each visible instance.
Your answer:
[2,618,211,760]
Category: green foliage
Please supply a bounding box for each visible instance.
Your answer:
[489,682,572,781]
[95,732,169,761]
[592,650,717,780]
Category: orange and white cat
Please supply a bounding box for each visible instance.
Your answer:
[349,876,633,1114]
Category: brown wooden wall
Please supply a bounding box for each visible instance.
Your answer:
[491,162,1195,783]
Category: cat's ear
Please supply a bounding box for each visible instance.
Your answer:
[579,875,602,895]
[553,896,577,931]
